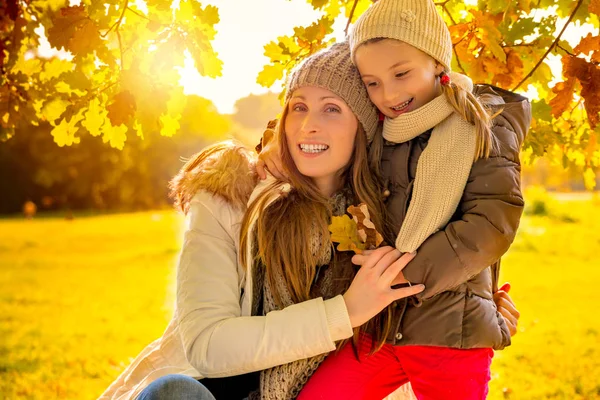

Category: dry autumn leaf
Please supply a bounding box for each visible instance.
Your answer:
[106,91,137,127]
[549,56,579,119]
[347,203,384,250]
[329,203,384,254]
[590,0,600,16]
[574,33,600,64]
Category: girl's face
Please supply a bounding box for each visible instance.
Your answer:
[285,86,358,197]
[354,39,445,119]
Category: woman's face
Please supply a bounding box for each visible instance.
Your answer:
[354,39,444,119]
[285,86,358,196]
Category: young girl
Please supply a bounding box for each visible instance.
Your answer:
[100,42,426,400]
[260,0,531,398]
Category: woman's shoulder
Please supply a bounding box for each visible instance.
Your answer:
[170,140,259,215]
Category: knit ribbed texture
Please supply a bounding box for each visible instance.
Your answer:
[382,93,477,252]
[285,41,379,142]
[349,0,452,70]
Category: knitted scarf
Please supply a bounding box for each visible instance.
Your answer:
[249,189,355,400]
[383,77,477,252]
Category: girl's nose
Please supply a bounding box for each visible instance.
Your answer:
[382,85,396,104]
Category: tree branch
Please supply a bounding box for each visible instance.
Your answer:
[453,47,466,74]
[102,0,128,38]
[511,0,584,91]
[126,7,150,21]
[117,29,124,70]
[435,1,456,25]
[557,43,575,57]
[344,0,359,37]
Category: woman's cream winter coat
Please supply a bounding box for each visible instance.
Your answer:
[99,143,417,400]
[99,145,354,400]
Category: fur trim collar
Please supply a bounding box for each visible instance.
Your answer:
[170,141,259,213]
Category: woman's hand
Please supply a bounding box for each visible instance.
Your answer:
[343,246,425,328]
[494,283,520,337]
[256,139,287,181]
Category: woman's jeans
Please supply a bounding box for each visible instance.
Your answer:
[136,374,216,400]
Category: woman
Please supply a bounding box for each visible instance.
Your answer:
[100,41,427,400]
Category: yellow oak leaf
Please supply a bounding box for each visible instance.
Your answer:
[159,113,181,137]
[51,110,84,147]
[82,97,106,137]
[257,63,285,88]
[101,121,128,150]
[329,214,366,254]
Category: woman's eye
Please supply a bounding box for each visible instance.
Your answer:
[366,82,378,88]
[395,71,408,78]
[291,104,307,112]
[325,106,341,113]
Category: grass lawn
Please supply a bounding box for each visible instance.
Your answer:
[1,193,599,399]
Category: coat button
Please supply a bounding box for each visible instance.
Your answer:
[395,332,403,340]
[383,189,391,198]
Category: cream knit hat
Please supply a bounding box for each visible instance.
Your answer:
[349,0,452,70]
[285,41,379,142]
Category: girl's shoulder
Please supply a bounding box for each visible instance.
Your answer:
[474,84,532,160]
[170,140,259,215]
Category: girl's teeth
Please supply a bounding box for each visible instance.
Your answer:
[392,99,412,111]
[300,144,329,153]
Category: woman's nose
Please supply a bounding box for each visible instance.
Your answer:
[300,112,320,134]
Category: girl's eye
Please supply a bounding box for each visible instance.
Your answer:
[366,82,378,88]
[395,71,409,78]
[325,106,341,113]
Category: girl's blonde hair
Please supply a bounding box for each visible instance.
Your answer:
[439,72,499,160]
[239,102,394,351]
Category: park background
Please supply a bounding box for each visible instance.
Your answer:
[1,0,599,398]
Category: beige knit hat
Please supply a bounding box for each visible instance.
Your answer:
[285,41,379,142]
[349,0,452,71]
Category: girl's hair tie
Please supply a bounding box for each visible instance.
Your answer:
[439,71,451,86]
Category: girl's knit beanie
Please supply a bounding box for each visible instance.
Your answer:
[349,0,453,71]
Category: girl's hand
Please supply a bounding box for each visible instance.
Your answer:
[256,140,287,181]
[494,283,520,337]
[343,246,424,328]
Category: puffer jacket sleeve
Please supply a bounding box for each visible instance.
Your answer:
[402,88,531,300]
[176,191,352,378]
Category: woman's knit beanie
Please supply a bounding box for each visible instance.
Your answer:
[285,41,379,142]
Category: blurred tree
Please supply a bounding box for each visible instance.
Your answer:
[0,95,230,214]
[233,92,282,130]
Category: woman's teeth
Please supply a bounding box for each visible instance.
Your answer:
[391,98,413,111]
[300,144,329,153]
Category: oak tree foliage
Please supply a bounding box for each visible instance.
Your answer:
[1,0,599,186]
